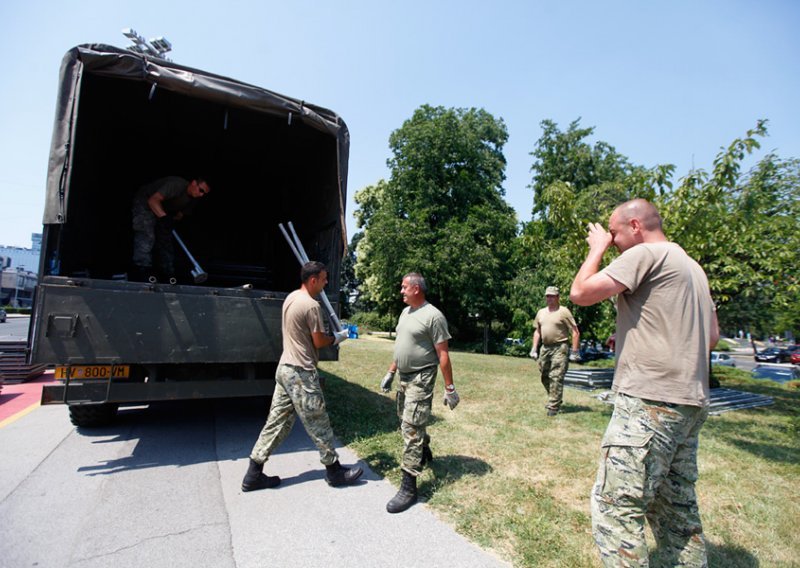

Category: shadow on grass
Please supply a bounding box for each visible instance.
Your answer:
[703,380,800,466]
[420,454,493,501]
[321,368,444,441]
[320,369,493,501]
[706,541,759,568]
[558,403,594,415]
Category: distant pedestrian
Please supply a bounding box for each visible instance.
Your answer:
[529,286,580,416]
[570,199,719,566]
[242,261,361,491]
[379,272,459,513]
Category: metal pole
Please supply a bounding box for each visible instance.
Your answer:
[278,222,342,333]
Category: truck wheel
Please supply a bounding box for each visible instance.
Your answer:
[68,403,119,427]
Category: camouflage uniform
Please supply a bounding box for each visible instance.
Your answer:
[592,392,708,567]
[131,177,196,277]
[396,365,436,476]
[131,205,176,275]
[538,342,569,412]
[250,363,338,466]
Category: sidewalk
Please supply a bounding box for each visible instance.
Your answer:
[219,419,511,568]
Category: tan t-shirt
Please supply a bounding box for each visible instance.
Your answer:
[601,241,715,407]
[278,289,325,370]
[534,306,577,345]
[393,302,451,374]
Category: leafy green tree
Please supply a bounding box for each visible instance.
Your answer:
[510,119,672,341]
[516,118,799,341]
[339,231,364,318]
[660,122,799,337]
[354,105,517,342]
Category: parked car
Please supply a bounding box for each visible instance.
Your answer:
[751,364,800,383]
[0,307,6,323]
[754,347,792,363]
[711,351,736,367]
[791,350,800,365]
[578,343,614,362]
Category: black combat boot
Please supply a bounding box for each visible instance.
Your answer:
[386,470,417,513]
[325,461,364,487]
[241,458,281,492]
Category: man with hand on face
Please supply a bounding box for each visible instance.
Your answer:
[530,285,581,417]
[570,199,719,567]
[380,272,458,514]
[242,261,361,492]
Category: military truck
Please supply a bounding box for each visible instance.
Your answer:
[29,44,349,426]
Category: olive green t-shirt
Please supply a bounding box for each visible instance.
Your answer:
[601,241,715,407]
[393,302,451,374]
[534,306,576,345]
[278,289,325,371]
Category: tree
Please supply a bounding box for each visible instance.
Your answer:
[509,119,672,341]
[659,121,799,336]
[354,105,517,343]
[339,231,364,319]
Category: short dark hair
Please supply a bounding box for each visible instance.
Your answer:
[301,261,327,283]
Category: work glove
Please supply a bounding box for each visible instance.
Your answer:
[443,386,460,410]
[569,351,580,363]
[380,370,395,393]
[529,348,538,360]
[333,329,349,346]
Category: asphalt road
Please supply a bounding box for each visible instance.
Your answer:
[0,313,30,341]
[0,392,508,568]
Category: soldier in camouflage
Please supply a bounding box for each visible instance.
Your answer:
[379,272,459,514]
[131,176,210,282]
[530,286,580,416]
[570,199,719,567]
[242,261,361,492]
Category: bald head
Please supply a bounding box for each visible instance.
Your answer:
[613,199,663,231]
[608,199,667,251]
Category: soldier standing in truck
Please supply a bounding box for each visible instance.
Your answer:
[131,176,211,282]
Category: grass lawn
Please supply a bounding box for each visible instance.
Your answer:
[319,336,800,567]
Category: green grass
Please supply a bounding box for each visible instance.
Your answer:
[319,338,800,567]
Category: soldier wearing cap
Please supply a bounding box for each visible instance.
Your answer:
[530,285,580,416]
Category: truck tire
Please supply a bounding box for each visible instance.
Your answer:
[68,403,119,427]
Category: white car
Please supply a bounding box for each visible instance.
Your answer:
[711,351,736,367]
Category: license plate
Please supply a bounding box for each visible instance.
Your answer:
[54,365,130,380]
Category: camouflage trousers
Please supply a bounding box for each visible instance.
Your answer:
[591,392,709,567]
[131,204,176,275]
[396,365,436,477]
[539,342,569,411]
[250,364,339,466]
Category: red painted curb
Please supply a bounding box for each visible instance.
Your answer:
[0,372,57,424]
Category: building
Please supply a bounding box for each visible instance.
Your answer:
[0,233,41,307]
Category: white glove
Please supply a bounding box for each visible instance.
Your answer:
[380,371,395,392]
[569,352,580,363]
[333,329,349,346]
[443,386,460,410]
[530,348,538,360]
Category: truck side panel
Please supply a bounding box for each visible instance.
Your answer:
[32,277,285,365]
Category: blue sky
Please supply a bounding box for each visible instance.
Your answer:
[1,0,797,248]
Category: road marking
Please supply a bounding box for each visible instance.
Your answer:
[0,402,40,428]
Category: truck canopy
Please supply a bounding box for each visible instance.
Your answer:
[43,43,349,292]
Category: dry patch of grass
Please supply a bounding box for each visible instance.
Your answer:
[321,338,800,567]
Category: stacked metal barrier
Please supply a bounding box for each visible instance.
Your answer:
[566,367,774,415]
[0,340,47,383]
